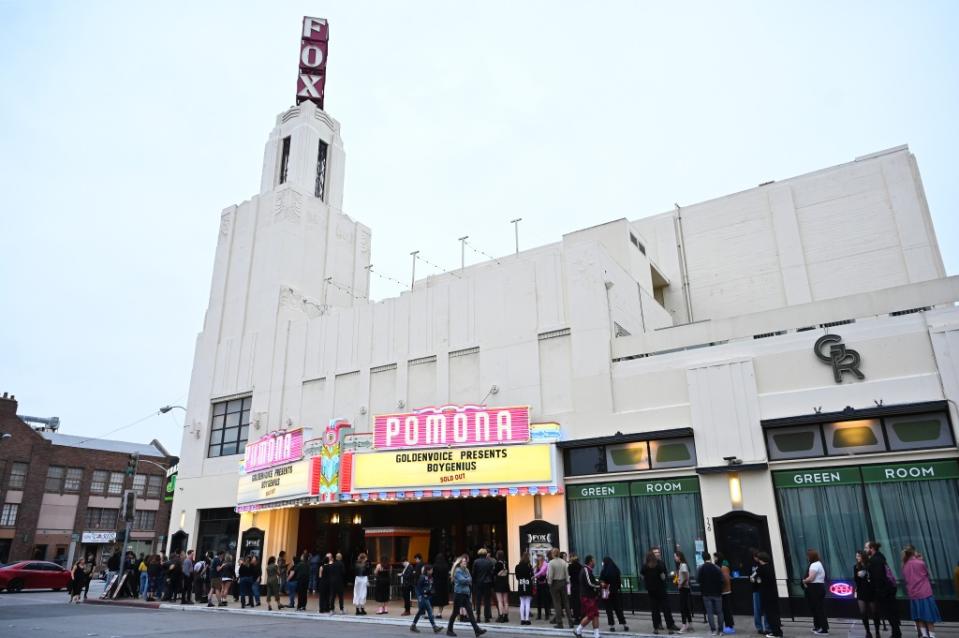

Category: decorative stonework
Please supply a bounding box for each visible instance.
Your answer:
[219,209,234,238]
[274,188,303,224]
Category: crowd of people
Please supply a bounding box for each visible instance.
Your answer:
[64,538,949,638]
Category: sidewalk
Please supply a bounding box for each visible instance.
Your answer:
[152,597,959,638]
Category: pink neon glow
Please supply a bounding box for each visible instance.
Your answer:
[243,428,304,473]
[373,405,530,450]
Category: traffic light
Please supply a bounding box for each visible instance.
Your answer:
[121,489,136,523]
[126,452,139,476]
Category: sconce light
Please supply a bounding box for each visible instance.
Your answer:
[352,513,362,525]
[330,513,340,525]
[728,472,743,510]
[397,400,405,409]
[179,509,186,530]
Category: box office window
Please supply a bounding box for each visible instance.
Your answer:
[773,459,959,598]
[568,477,705,588]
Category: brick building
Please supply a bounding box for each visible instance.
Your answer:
[0,392,176,569]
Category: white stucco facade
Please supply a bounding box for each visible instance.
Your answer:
[170,101,959,601]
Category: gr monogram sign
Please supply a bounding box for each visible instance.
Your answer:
[814,334,864,383]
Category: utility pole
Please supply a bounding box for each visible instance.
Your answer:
[458,236,468,270]
[510,218,522,254]
[410,251,419,289]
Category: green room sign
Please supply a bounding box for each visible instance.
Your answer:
[568,482,629,500]
[773,466,861,488]
[860,460,959,483]
[631,477,700,496]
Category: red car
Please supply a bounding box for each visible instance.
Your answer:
[0,561,73,592]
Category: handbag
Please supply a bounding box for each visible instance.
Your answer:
[601,585,610,600]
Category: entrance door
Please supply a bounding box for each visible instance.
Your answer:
[713,511,772,614]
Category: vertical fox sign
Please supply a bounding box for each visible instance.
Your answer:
[297,17,328,108]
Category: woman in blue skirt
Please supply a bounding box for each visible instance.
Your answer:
[902,545,941,638]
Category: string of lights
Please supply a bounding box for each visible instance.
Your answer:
[417,253,462,278]
[463,239,502,265]
[325,276,367,300]
[366,265,407,290]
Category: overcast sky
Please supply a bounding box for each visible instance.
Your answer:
[1,1,957,455]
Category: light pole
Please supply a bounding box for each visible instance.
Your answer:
[158,405,186,415]
[510,218,522,254]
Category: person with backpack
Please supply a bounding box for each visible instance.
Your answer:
[802,549,828,635]
[902,545,941,638]
[866,541,902,638]
[410,563,443,633]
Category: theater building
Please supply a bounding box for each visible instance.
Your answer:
[170,19,959,616]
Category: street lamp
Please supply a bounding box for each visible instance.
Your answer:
[0,433,11,441]
[158,405,186,415]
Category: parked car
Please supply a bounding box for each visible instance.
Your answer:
[0,561,72,592]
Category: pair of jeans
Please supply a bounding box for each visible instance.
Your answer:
[752,591,768,632]
[252,579,260,605]
[239,576,254,607]
[649,591,676,630]
[474,582,493,620]
[140,572,149,599]
[805,583,829,632]
[703,595,723,632]
[448,592,481,635]
[679,588,693,625]
[287,579,298,608]
[413,595,437,627]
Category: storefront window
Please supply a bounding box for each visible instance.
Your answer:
[884,413,953,450]
[773,459,959,598]
[565,446,606,476]
[824,419,885,455]
[568,477,705,588]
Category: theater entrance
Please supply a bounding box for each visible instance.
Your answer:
[297,496,507,566]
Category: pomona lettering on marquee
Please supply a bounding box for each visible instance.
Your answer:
[374,405,530,450]
[296,17,328,108]
[244,429,304,473]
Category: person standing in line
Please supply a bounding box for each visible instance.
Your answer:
[493,550,511,623]
[697,552,725,636]
[250,554,261,607]
[642,549,680,634]
[548,548,574,628]
[598,556,629,633]
[515,552,534,626]
[446,554,487,637]
[575,555,602,638]
[471,548,495,622]
[192,552,207,604]
[675,551,693,633]
[147,554,161,602]
[285,553,299,610]
[534,553,553,621]
[181,549,195,604]
[854,551,879,638]
[754,552,782,638]
[866,541,902,638]
[310,550,321,595]
[265,555,281,611]
[401,558,416,616]
[238,555,255,609]
[802,549,828,635]
[748,550,768,636]
[902,545,942,638]
[432,553,450,620]
[410,563,443,633]
[328,552,346,614]
[106,547,121,590]
[207,551,223,607]
[569,553,583,625]
[138,555,150,601]
[295,550,310,610]
[318,553,332,613]
[714,552,735,634]
[219,553,235,607]
[374,555,391,614]
[277,550,288,596]
[354,552,371,615]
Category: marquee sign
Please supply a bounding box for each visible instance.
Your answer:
[296,16,328,108]
[373,405,530,450]
[244,428,304,473]
[237,457,314,506]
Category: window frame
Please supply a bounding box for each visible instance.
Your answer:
[145,475,163,498]
[133,509,157,530]
[63,467,83,493]
[45,465,66,493]
[90,470,109,494]
[208,396,252,458]
[107,472,124,496]
[132,474,147,497]
[278,135,291,185]
[0,503,19,527]
[315,139,329,200]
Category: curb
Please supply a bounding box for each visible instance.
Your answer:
[157,603,692,638]
[84,598,161,609]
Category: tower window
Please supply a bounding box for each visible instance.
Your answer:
[315,139,329,200]
[278,136,291,185]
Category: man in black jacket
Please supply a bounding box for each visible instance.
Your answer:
[472,549,495,622]
[754,552,782,638]
[866,541,901,638]
[697,552,724,635]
